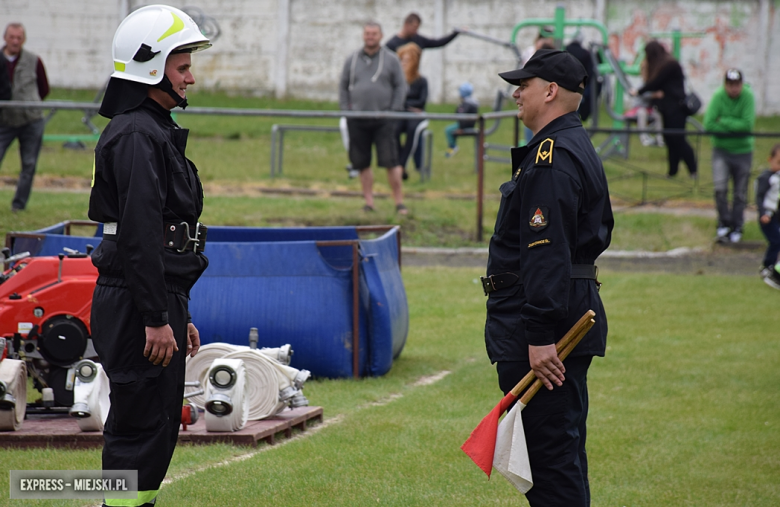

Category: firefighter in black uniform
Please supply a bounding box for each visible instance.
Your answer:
[482,49,614,506]
[88,6,212,506]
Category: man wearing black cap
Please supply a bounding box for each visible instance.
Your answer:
[704,69,755,244]
[481,49,613,506]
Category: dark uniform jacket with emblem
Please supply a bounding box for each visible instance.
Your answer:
[89,98,208,327]
[485,111,613,362]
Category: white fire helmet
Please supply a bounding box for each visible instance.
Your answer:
[111,4,211,86]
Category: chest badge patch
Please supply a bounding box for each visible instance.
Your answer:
[529,206,549,230]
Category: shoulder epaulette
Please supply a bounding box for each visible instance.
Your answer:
[534,137,556,167]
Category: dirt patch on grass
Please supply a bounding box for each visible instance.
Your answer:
[1,175,91,191]
[403,242,766,277]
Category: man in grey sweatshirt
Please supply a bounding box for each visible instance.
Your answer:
[339,22,408,214]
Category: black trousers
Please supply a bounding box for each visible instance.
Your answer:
[91,281,188,505]
[497,355,593,507]
[661,110,697,177]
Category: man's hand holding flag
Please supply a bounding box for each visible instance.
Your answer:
[461,310,596,493]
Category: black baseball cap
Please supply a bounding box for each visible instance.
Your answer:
[499,49,588,94]
[725,69,743,83]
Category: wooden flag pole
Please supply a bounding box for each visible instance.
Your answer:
[519,317,595,405]
[509,310,596,397]
[461,309,597,477]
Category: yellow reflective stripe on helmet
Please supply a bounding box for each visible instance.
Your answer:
[114,61,126,72]
[157,11,185,42]
[104,489,158,506]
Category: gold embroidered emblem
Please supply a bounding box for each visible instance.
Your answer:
[528,239,551,249]
[535,138,554,165]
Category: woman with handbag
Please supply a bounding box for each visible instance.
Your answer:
[632,40,698,178]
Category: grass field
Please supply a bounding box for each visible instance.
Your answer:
[1,269,779,506]
[0,187,766,252]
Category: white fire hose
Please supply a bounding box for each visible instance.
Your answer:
[204,358,248,432]
[185,343,309,421]
[69,360,111,432]
[185,343,247,408]
[257,344,293,365]
[223,349,310,419]
[0,358,27,431]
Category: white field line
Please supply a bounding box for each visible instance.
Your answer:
[84,415,347,507]
[85,369,452,504]
[412,370,451,386]
[159,413,346,486]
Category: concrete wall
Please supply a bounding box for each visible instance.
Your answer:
[1,0,777,112]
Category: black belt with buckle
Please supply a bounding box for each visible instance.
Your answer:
[102,221,208,253]
[481,264,598,295]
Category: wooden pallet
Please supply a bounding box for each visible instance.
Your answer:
[180,406,323,447]
[0,406,323,449]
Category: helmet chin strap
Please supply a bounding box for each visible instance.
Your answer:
[154,74,188,110]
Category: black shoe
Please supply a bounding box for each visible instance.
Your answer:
[763,268,780,291]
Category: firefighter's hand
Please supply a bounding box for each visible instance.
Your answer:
[529,344,565,391]
[761,214,771,225]
[187,323,200,358]
[144,325,178,367]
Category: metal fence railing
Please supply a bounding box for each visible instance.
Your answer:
[1,101,778,242]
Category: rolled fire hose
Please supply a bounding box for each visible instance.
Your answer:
[204,358,248,432]
[274,361,311,406]
[224,349,311,418]
[0,358,27,431]
[186,343,306,418]
[185,343,248,408]
[258,344,293,365]
[69,360,111,432]
[223,349,288,419]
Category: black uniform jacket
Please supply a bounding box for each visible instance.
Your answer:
[89,98,208,327]
[485,111,614,362]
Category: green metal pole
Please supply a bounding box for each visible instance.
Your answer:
[671,29,682,60]
[613,79,625,130]
[511,19,609,46]
[554,5,566,49]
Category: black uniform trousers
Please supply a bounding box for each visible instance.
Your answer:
[497,355,593,507]
[91,280,188,505]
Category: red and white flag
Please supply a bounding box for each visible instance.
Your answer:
[492,401,533,493]
[461,311,596,494]
[460,392,533,493]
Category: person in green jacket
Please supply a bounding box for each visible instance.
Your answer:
[704,69,755,243]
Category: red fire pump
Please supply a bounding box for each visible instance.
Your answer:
[0,248,99,408]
